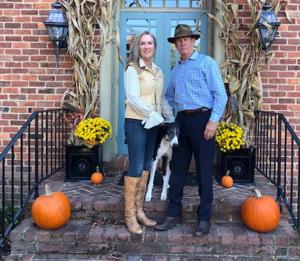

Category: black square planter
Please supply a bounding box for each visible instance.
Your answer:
[65,145,99,181]
[216,146,256,184]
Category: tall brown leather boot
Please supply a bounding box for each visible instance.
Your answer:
[136,170,157,226]
[124,176,143,235]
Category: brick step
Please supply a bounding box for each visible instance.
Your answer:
[7,217,300,260]
[52,173,288,224]
[69,185,248,223]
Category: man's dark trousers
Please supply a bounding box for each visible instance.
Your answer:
[166,110,215,222]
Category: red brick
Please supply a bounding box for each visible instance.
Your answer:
[21,88,36,94]
[278,85,295,91]
[3,126,20,132]
[0,29,14,35]
[19,101,35,107]
[280,45,297,51]
[27,95,45,100]
[14,29,31,35]
[5,62,22,67]
[0,42,12,48]
[12,42,30,48]
[2,88,19,93]
[288,104,300,110]
[288,78,300,84]
[269,78,287,84]
[15,17,31,23]
[281,32,298,37]
[5,36,22,41]
[278,71,296,77]
[5,23,20,29]
[29,81,45,87]
[9,94,27,100]
[279,59,297,64]
[21,10,38,16]
[36,101,55,107]
[2,114,19,120]
[0,3,14,9]
[5,49,22,55]
[270,105,288,110]
[12,56,29,62]
[11,81,28,87]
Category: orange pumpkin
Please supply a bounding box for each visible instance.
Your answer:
[32,184,71,229]
[221,170,233,188]
[241,189,280,233]
[90,166,104,185]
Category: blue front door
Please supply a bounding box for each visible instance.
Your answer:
[117,12,208,154]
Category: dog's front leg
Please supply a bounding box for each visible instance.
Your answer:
[145,159,158,202]
[161,160,171,201]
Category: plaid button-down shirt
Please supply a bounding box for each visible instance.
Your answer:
[165,52,227,122]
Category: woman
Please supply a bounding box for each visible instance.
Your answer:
[124,31,174,235]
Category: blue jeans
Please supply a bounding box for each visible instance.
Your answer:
[124,118,159,177]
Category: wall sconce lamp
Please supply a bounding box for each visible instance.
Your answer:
[257,2,280,52]
[44,1,68,67]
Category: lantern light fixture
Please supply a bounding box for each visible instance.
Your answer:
[44,1,68,67]
[257,2,280,52]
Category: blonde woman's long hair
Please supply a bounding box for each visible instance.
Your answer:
[127,31,157,66]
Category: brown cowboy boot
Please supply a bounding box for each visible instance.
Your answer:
[124,176,143,235]
[135,170,157,226]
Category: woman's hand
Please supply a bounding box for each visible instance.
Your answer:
[142,111,164,129]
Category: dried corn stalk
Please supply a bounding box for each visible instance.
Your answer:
[61,0,120,119]
[211,0,286,146]
[60,0,120,144]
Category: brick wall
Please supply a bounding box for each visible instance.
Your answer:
[0,0,300,153]
[0,0,73,152]
[234,1,300,134]
[258,2,300,132]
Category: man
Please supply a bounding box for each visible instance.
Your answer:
[155,24,227,236]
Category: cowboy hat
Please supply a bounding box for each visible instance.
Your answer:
[167,24,201,43]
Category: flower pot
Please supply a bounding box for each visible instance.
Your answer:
[65,145,100,181]
[83,140,99,148]
[216,146,256,184]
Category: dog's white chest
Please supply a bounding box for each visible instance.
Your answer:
[157,139,172,157]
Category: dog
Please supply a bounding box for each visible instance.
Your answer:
[145,122,180,202]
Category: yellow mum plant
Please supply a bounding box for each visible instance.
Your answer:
[74,117,112,145]
[215,122,245,152]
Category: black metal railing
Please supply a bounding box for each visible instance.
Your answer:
[255,110,300,233]
[0,109,68,247]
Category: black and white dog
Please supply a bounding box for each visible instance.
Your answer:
[145,122,180,202]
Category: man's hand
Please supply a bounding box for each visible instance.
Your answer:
[204,120,218,141]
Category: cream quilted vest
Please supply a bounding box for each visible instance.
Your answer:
[125,62,164,120]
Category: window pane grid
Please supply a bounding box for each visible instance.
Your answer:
[124,0,207,9]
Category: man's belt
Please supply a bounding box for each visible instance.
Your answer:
[182,107,210,115]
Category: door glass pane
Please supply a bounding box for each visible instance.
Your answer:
[165,0,176,7]
[178,0,189,7]
[152,0,163,7]
[169,19,202,69]
[125,19,157,64]
[124,0,149,7]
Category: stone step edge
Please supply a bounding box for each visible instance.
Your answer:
[68,198,291,224]
[70,198,244,211]
[5,253,300,261]
[26,197,290,221]
[10,218,298,252]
